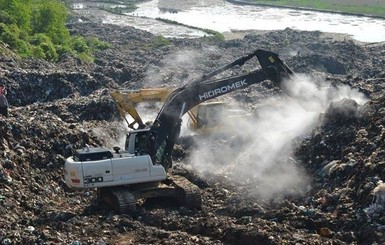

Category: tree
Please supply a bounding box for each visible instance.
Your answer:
[30,0,70,44]
[0,0,32,32]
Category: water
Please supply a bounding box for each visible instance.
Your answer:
[129,0,385,42]
[74,0,385,42]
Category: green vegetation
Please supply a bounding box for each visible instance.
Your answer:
[93,0,145,4]
[156,18,225,41]
[149,35,172,48]
[202,29,225,41]
[251,0,385,17]
[0,0,110,62]
[76,0,144,13]
[102,5,138,15]
[94,0,141,15]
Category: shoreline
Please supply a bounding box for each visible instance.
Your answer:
[71,1,385,43]
[225,0,385,20]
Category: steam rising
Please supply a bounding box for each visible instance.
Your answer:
[110,47,368,201]
[186,74,368,199]
[144,49,214,87]
[93,103,165,150]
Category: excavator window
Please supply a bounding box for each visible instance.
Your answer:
[197,104,225,128]
[125,134,130,151]
[197,109,209,128]
[135,132,148,154]
[125,129,153,155]
[156,141,166,163]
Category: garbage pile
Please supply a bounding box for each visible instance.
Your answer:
[1,19,385,244]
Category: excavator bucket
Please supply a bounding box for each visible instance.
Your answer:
[255,49,294,86]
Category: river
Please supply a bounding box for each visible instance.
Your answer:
[75,0,385,43]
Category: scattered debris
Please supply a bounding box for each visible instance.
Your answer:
[0,11,385,244]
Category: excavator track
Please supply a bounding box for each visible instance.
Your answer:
[170,175,202,209]
[97,187,136,214]
[185,185,202,209]
[97,176,201,214]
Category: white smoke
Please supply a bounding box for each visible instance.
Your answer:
[144,48,217,87]
[186,74,368,200]
[134,102,164,124]
[112,46,368,200]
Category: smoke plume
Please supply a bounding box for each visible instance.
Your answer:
[185,74,368,200]
[143,49,216,87]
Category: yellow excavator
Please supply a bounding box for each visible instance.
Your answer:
[110,88,174,130]
[110,87,251,134]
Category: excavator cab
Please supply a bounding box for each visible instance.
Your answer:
[196,102,224,128]
[187,101,251,134]
[125,128,151,155]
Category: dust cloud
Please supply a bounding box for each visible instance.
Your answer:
[143,49,213,87]
[186,74,368,200]
[114,47,368,200]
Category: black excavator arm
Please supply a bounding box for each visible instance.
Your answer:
[147,49,294,170]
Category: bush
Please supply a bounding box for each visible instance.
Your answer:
[30,33,52,46]
[40,42,58,62]
[14,39,31,57]
[55,44,73,56]
[77,52,94,63]
[202,29,224,41]
[29,33,59,61]
[31,45,46,59]
[86,37,110,50]
[0,23,10,37]
[151,36,171,48]
[71,36,90,54]
[0,28,18,48]
[0,10,13,26]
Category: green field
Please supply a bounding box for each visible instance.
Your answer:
[250,0,385,17]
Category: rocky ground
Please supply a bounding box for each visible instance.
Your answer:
[1,6,385,245]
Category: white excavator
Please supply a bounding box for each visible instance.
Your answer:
[64,49,295,213]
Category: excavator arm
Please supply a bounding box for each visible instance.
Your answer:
[111,88,175,129]
[147,49,294,169]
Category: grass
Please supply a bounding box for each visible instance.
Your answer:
[101,5,138,14]
[90,0,145,4]
[156,18,225,40]
[250,0,385,17]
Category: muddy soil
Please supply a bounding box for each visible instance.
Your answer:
[1,8,385,245]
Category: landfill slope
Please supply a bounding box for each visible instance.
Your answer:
[1,19,385,244]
